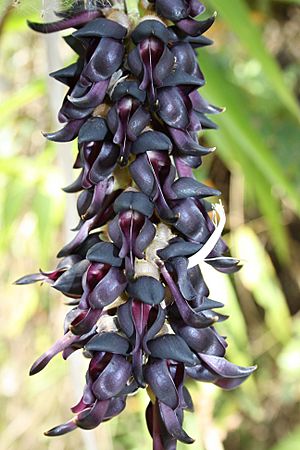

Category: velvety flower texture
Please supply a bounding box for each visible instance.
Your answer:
[16,1,256,447]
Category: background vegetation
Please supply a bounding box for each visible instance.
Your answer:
[0,0,299,449]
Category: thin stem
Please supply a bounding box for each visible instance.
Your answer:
[124,0,139,18]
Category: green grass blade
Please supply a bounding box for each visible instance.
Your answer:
[207,0,300,122]
[207,129,290,263]
[269,428,300,450]
[233,226,291,344]
[273,0,300,3]
[0,80,44,127]
[199,52,300,216]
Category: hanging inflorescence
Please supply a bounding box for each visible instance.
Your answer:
[16,0,256,447]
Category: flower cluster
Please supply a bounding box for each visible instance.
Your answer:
[16,1,256,447]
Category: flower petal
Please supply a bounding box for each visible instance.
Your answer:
[92,355,131,400]
[86,332,130,355]
[199,353,257,379]
[148,334,199,366]
[159,402,194,444]
[73,18,127,39]
[127,277,165,305]
[114,191,154,218]
[88,267,127,309]
[144,359,179,409]
[27,11,101,34]
[87,242,123,267]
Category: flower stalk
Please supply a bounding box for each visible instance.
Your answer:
[16,0,256,447]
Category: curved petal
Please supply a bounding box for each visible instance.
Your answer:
[92,355,131,400]
[134,218,156,258]
[87,242,123,267]
[199,353,257,380]
[161,265,217,328]
[44,419,77,437]
[114,191,154,217]
[43,119,85,143]
[127,276,165,305]
[172,324,226,356]
[148,334,199,366]
[52,260,89,297]
[89,267,127,309]
[76,399,110,429]
[131,20,171,45]
[131,131,172,154]
[73,18,127,39]
[159,402,194,444]
[176,15,215,37]
[84,38,124,82]
[68,79,109,108]
[30,332,78,375]
[172,177,220,199]
[144,359,179,409]
[85,332,131,355]
[157,87,189,130]
[27,11,101,34]
[155,0,189,22]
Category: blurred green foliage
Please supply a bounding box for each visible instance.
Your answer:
[0,1,299,450]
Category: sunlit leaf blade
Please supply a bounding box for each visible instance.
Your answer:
[233,226,291,345]
[0,80,44,126]
[273,0,300,3]
[206,0,300,122]
[269,427,300,450]
[199,52,300,217]
[206,127,290,263]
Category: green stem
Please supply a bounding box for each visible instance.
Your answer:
[124,0,140,17]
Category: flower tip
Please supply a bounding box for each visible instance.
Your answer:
[13,273,44,285]
[29,364,40,376]
[44,428,61,437]
[44,420,77,437]
[67,95,82,105]
[29,355,49,376]
[26,20,36,31]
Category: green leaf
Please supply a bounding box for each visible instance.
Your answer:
[270,428,300,450]
[233,226,291,344]
[273,0,300,3]
[0,177,28,253]
[207,0,300,122]
[0,80,45,127]
[206,128,290,263]
[199,52,300,217]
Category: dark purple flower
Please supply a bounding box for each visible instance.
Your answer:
[128,19,175,103]
[17,1,256,448]
[107,80,150,164]
[45,350,130,436]
[30,16,127,143]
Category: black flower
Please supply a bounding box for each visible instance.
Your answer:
[17,1,256,448]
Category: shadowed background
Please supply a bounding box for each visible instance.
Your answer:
[0,0,299,449]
